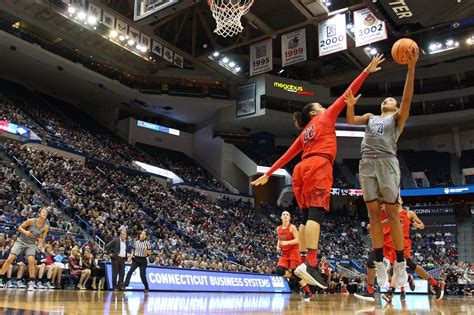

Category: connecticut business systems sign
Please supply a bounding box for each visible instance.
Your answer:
[105,263,291,293]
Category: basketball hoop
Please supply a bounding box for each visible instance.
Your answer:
[208,0,255,38]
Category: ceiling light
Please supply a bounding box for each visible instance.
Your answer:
[77,11,86,20]
[87,16,97,25]
[278,69,285,74]
[229,61,236,67]
[213,52,220,57]
[222,57,229,63]
[127,39,135,46]
[67,7,76,14]
[429,43,437,51]
[467,38,472,45]
[436,43,442,49]
[140,46,148,53]
[446,39,454,46]
[235,67,241,72]
[110,30,118,38]
[454,41,459,47]
[118,35,125,41]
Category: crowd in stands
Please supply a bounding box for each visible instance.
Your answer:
[0,82,230,193]
[412,231,458,267]
[443,262,473,296]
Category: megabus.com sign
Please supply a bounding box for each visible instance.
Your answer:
[273,81,315,96]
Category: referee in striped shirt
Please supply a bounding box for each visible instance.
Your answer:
[124,230,151,292]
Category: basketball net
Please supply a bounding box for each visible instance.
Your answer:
[208,0,254,38]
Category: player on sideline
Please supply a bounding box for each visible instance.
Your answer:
[380,202,445,303]
[354,202,445,302]
[252,54,385,288]
[346,46,419,288]
[276,211,313,301]
[0,207,50,291]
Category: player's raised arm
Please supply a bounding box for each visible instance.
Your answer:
[251,137,303,186]
[408,210,424,230]
[396,47,419,131]
[323,54,385,125]
[345,90,373,125]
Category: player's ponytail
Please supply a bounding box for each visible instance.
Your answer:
[293,111,303,129]
[293,103,315,129]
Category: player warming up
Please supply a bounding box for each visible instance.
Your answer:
[0,207,50,291]
[252,54,384,288]
[276,211,313,301]
[346,46,419,288]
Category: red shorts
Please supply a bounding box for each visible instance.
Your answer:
[292,156,333,211]
[383,238,411,265]
[277,249,300,270]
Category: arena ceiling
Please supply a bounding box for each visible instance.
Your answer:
[102,0,474,84]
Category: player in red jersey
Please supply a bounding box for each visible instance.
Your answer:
[252,54,385,288]
[319,257,331,284]
[276,211,314,301]
[355,202,445,302]
[381,202,445,303]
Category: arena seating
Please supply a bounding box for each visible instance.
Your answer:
[0,82,230,193]
[398,150,451,187]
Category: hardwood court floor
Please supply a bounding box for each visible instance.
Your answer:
[0,290,472,314]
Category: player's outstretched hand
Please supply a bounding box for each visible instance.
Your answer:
[405,46,419,69]
[364,53,385,74]
[344,89,362,107]
[251,174,269,186]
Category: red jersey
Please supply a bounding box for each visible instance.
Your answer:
[319,261,330,276]
[265,71,369,177]
[277,224,298,252]
[382,209,411,238]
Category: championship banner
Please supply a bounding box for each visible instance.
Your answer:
[152,41,163,57]
[354,8,387,47]
[102,11,115,29]
[128,27,141,44]
[88,3,101,22]
[105,263,290,293]
[174,53,184,68]
[318,14,347,57]
[250,39,273,76]
[115,19,128,34]
[163,47,174,63]
[236,83,257,117]
[281,28,307,67]
[140,34,151,50]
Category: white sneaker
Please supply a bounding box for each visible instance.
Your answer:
[0,279,4,288]
[28,281,36,291]
[36,282,45,289]
[44,281,51,290]
[393,261,408,288]
[17,280,26,289]
[374,261,389,287]
[6,280,14,288]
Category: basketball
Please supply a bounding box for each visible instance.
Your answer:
[391,38,418,64]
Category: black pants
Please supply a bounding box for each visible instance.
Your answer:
[124,257,148,290]
[111,257,126,289]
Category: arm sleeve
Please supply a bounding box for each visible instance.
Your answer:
[265,137,303,177]
[321,71,369,125]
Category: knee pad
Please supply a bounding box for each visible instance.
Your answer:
[275,266,287,277]
[301,208,309,225]
[307,207,324,224]
[367,252,375,269]
[406,258,417,272]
